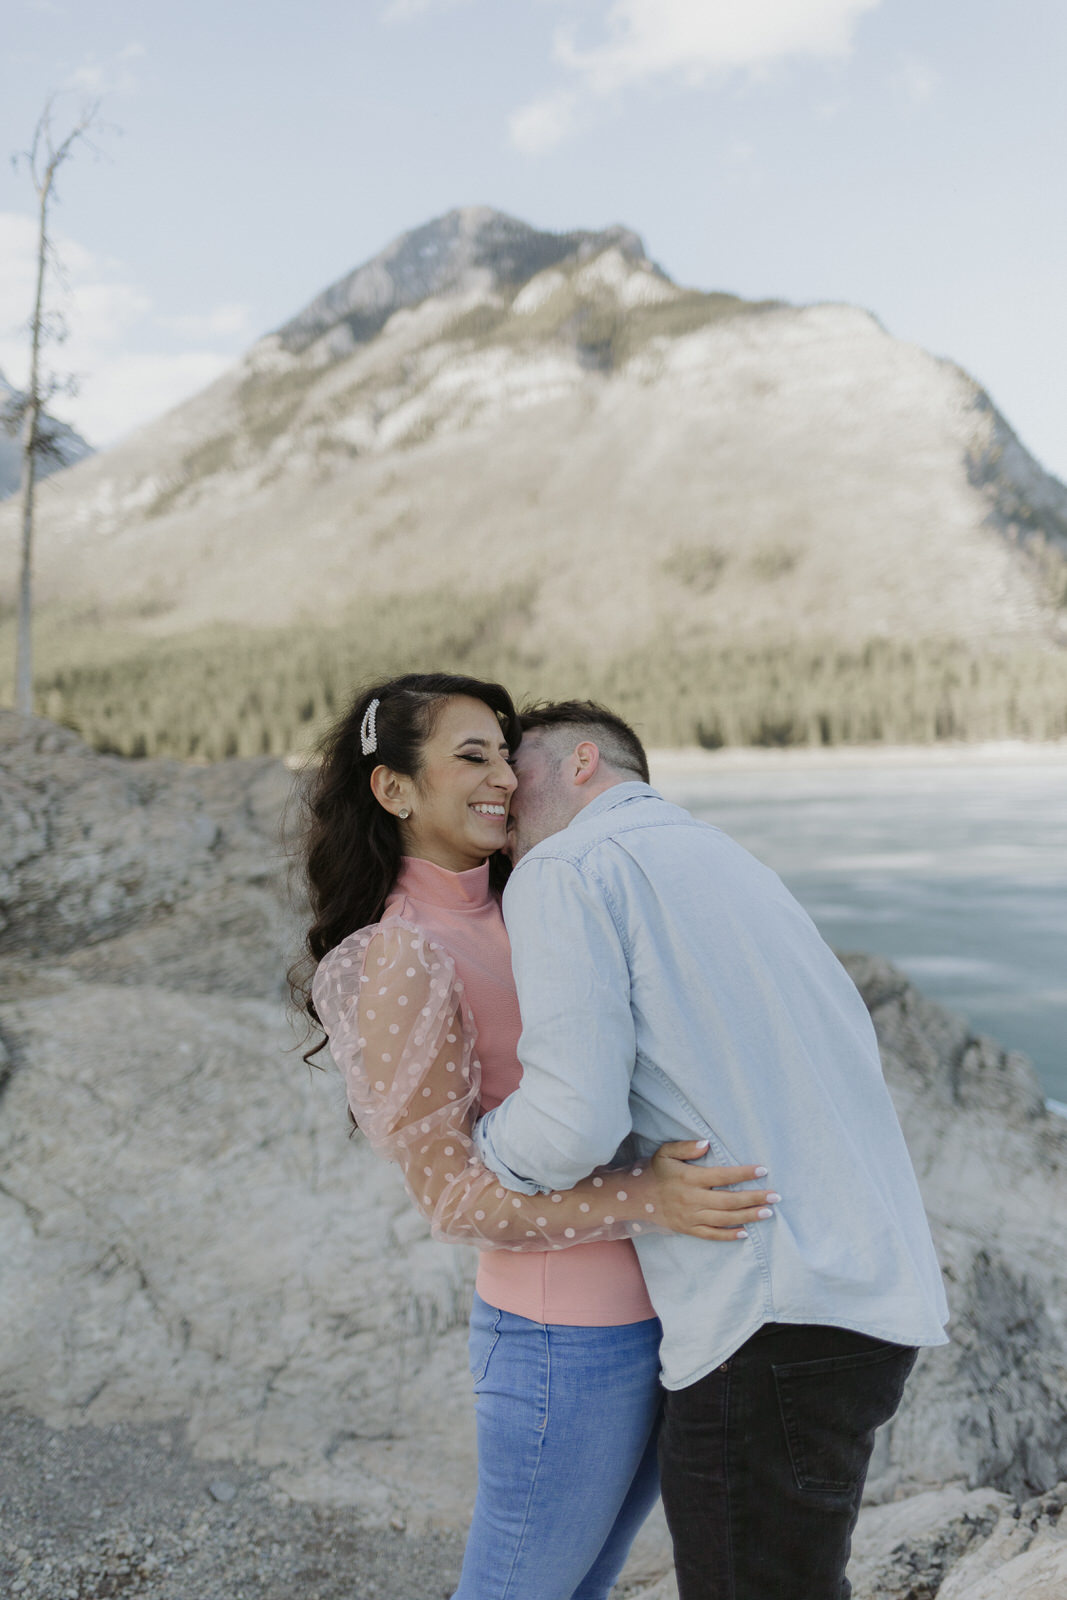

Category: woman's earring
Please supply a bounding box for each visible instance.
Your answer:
[397,808,411,820]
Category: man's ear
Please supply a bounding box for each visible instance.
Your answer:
[370,765,414,816]
[572,741,602,787]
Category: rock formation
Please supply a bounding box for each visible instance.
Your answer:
[1,709,1065,1595]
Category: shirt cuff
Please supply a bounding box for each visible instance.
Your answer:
[473,1110,552,1195]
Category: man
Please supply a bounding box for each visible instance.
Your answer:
[474,701,948,1600]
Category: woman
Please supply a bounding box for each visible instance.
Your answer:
[292,672,775,1600]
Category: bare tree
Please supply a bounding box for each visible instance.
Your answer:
[8,96,100,717]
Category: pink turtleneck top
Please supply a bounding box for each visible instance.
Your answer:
[316,855,655,1326]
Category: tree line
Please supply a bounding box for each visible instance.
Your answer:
[17,615,1067,760]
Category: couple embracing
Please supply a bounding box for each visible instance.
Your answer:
[294,672,948,1600]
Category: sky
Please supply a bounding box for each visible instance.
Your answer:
[1,0,1064,480]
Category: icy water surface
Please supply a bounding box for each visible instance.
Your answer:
[653,756,1067,1105]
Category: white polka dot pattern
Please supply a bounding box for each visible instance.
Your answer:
[311,914,666,1252]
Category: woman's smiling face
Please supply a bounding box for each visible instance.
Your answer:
[392,694,517,872]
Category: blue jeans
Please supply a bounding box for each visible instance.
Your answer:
[453,1293,664,1600]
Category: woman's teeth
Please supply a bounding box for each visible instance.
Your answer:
[472,804,507,817]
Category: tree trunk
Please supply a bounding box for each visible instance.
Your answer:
[13,170,49,717]
[14,431,40,717]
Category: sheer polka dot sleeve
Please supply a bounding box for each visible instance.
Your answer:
[311,917,661,1251]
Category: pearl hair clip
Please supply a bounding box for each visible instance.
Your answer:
[360,698,380,756]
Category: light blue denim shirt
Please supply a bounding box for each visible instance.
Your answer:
[474,782,949,1389]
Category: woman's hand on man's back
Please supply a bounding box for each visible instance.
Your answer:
[650,1142,779,1240]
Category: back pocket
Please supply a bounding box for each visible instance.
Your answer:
[773,1341,917,1498]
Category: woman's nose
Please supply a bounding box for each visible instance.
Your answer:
[495,759,518,792]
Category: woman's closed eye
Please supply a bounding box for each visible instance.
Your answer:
[458,749,514,765]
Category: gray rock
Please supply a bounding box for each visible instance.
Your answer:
[0,711,297,996]
[934,1481,1067,1599]
[843,953,1067,1503]
[848,1485,1008,1599]
[0,973,478,1527]
[2,717,1066,1599]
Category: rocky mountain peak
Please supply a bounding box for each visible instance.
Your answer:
[272,205,653,356]
[0,369,94,500]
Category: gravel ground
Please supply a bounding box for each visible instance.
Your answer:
[0,1411,466,1600]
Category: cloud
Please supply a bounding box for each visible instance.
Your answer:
[64,41,146,97]
[558,0,882,88]
[511,0,883,148]
[382,0,474,20]
[0,214,41,334]
[161,303,253,340]
[894,55,938,106]
[0,212,151,373]
[0,212,247,447]
[509,90,579,154]
[67,62,107,94]
[76,351,234,445]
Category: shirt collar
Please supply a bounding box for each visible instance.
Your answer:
[396,855,492,909]
[570,780,660,828]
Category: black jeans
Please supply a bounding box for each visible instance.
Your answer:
[659,1322,917,1600]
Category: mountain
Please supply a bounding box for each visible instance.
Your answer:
[0,371,94,500]
[1,207,1065,755]
[274,205,652,356]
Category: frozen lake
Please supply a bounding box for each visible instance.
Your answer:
[652,749,1067,1106]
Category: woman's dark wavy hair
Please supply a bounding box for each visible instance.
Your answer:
[289,671,521,1065]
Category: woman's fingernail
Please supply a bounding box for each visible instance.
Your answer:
[736,1229,748,1239]
[757,1207,774,1219]
[695,1139,709,1150]
[765,1192,782,1204]
[754,1166,769,1177]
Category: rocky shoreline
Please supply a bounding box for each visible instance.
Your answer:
[2,711,1065,1597]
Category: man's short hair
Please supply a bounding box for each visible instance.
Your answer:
[519,700,650,784]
